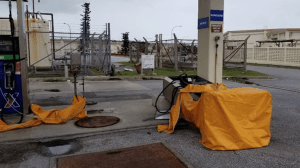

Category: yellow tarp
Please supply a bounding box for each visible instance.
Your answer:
[158,83,272,150]
[0,95,87,132]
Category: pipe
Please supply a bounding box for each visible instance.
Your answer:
[26,5,31,66]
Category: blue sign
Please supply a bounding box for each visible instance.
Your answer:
[210,10,224,21]
[198,17,209,29]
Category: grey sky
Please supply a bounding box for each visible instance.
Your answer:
[1,0,300,41]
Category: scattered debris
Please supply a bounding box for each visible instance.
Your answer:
[124,68,133,71]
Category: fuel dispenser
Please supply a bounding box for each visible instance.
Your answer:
[0,35,24,123]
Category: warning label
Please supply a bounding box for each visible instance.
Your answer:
[211,24,223,33]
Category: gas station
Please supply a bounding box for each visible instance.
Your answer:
[0,0,273,157]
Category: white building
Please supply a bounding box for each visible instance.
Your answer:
[224,28,300,48]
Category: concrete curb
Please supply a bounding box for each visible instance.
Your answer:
[29,75,274,82]
[29,76,165,82]
[223,76,275,79]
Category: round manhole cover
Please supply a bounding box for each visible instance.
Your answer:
[75,116,120,128]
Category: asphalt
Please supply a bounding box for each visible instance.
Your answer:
[248,65,300,92]
[0,65,300,168]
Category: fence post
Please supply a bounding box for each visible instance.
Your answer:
[174,34,178,71]
[244,40,247,71]
[134,38,141,63]
[91,34,95,67]
[155,35,159,68]
[159,34,163,68]
[191,40,195,64]
[98,34,103,71]
[143,37,148,55]
[129,43,133,62]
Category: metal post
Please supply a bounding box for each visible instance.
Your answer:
[32,0,35,18]
[159,34,162,69]
[82,76,85,98]
[191,40,195,64]
[108,23,111,72]
[155,35,159,68]
[26,5,31,67]
[134,38,140,63]
[74,73,77,98]
[83,23,86,76]
[17,0,30,114]
[129,43,133,62]
[174,34,178,71]
[98,34,103,70]
[244,39,247,71]
[143,37,148,55]
[243,35,250,71]
[91,33,95,67]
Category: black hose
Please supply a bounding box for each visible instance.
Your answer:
[155,73,188,114]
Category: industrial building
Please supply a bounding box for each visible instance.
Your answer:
[224,28,300,48]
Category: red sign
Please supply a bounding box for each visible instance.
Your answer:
[211,24,223,33]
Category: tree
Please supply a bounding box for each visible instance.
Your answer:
[79,3,91,54]
[121,32,129,55]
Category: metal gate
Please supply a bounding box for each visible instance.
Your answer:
[223,35,250,70]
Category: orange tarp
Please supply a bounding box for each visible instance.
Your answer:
[0,95,87,132]
[158,83,272,150]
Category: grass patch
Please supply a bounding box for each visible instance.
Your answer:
[116,71,139,76]
[118,62,136,68]
[89,67,103,75]
[29,74,64,78]
[223,68,268,77]
[117,62,268,77]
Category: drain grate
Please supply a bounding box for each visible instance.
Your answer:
[75,116,120,128]
[57,143,189,168]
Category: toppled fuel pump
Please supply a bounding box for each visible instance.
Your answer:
[157,75,272,151]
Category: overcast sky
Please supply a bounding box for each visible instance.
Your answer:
[1,0,300,41]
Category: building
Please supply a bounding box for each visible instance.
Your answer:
[224,28,300,48]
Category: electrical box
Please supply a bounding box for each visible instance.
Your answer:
[70,53,81,74]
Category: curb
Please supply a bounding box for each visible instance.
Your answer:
[29,76,165,82]
[223,76,275,79]
[29,75,274,82]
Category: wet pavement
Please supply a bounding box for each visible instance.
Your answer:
[0,65,300,167]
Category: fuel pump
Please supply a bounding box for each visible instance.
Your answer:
[0,0,24,124]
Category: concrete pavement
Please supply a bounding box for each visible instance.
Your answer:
[1,71,300,167]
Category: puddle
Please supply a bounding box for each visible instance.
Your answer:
[45,89,60,92]
[38,139,82,156]
[48,144,72,155]
[86,101,97,105]
[87,109,103,114]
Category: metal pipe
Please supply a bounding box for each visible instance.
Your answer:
[32,0,34,18]
[26,5,31,66]
[171,25,182,40]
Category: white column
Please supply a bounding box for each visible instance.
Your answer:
[198,0,224,83]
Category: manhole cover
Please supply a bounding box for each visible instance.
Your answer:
[75,116,120,128]
[57,143,189,168]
